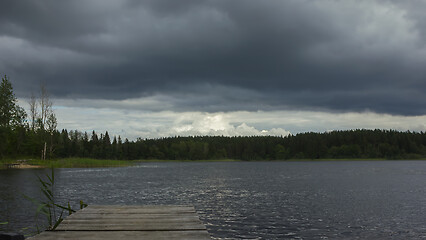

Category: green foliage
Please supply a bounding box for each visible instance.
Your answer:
[0,75,27,128]
[27,158,132,168]
[0,75,28,160]
[0,221,9,233]
[25,169,87,232]
[2,128,426,161]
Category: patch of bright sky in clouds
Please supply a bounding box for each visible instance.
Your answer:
[28,98,425,140]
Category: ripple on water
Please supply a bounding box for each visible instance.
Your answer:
[1,161,426,239]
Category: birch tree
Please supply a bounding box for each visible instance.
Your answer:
[36,82,57,159]
[39,82,52,130]
[28,92,38,131]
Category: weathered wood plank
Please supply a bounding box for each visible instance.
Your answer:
[27,205,211,239]
[56,223,206,231]
[56,218,206,231]
[66,213,200,220]
[77,206,196,214]
[78,205,196,214]
[73,209,196,214]
[28,230,211,240]
[87,205,194,209]
[61,218,204,225]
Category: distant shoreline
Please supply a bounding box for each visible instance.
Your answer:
[136,158,426,162]
[1,163,44,169]
[2,158,425,169]
[1,158,133,169]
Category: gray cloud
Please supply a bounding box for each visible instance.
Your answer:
[51,106,426,140]
[1,0,426,115]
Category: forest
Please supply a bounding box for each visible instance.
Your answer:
[1,75,426,161]
[4,129,426,161]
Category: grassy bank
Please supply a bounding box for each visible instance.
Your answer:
[137,158,425,162]
[283,158,388,162]
[284,157,426,161]
[26,158,134,168]
[0,158,18,164]
[135,159,240,163]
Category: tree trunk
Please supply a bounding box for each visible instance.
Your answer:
[43,142,47,160]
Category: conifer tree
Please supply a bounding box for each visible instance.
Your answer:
[0,75,26,128]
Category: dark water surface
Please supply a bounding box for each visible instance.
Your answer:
[1,161,426,239]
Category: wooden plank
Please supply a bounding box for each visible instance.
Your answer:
[56,205,206,231]
[87,205,195,209]
[84,205,196,212]
[66,213,200,220]
[56,223,206,231]
[76,209,196,214]
[77,205,196,214]
[60,218,204,225]
[28,230,211,240]
[27,205,211,239]
[57,219,207,231]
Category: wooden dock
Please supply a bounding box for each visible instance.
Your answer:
[28,205,211,240]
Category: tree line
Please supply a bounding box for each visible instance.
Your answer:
[1,75,426,160]
[3,128,426,161]
[1,75,57,160]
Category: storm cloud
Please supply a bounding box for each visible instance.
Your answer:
[1,0,426,115]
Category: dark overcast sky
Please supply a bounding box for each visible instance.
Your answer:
[1,0,425,115]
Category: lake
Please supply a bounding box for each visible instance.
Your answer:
[1,161,426,239]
